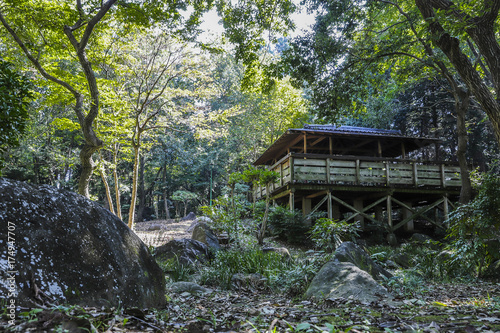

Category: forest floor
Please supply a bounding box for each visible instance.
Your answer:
[4,219,500,332]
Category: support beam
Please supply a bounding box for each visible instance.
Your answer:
[310,193,328,215]
[289,191,295,211]
[402,201,414,231]
[302,197,312,216]
[392,198,445,231]
[343,196,387,224]
[387,195,393,228]
[391,197,441,228]
[327,191,332,219]
[353,198,365,229]
[330,195,380,224]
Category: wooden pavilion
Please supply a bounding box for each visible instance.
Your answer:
[254,124,461,233]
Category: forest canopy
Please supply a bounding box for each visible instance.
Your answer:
[0,0,499,221]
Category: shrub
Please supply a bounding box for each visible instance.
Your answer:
[267,206,325,245]
[308,218,360,252]
[446,170,500,275]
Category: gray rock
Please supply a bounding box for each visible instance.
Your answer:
[305,261,392,302]
[154,239,210,266]
[192,222,220,251]
[170,281,208,295]
[231,273,266,290]
[0,178,165,308]
[334,242,392,280]
[262,247,292,261]
[387,233,398,246]
[391,252,411,268]
[181,212,197,221]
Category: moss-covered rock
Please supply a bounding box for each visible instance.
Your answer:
[0,178,165,308]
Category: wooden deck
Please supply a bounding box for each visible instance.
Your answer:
[255,153,461,233]
[256,153,461,199]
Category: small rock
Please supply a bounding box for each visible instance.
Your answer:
[181,212,196,221]
[334,242,392,280]
[170,281,208,295]
[192,222,221,251]
[305,261,392,303]
[262,247,292,261]
[154,239,210,266]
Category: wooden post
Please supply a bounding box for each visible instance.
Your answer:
[413,162,419,187]
[402,201,414,231]
[290,156,294,184]
[280,162,283,187]
[329,136,333,155]
[355,159,361,185]
[289,190,295,211]
[375,205,383,224]
[302,197,312,217]
[326,158,331,183]
[332,201,341,220]
[353,198,365,229]
[401,142,406,159]
[387,195,393,229]
[378,140,382,157]
[440,164,446,188]
[327,191,332,219]
[385,162,391,185]
[303,133,307,154]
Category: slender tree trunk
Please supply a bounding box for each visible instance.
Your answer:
[98,150,115,214]
[128,144,140,229]
[162,166,170,219]
[136,154,146,222]
[258,184,271,246]
[113,143,122,220]
[454,89,472,204]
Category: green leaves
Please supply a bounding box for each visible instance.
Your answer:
[0,59,33,174]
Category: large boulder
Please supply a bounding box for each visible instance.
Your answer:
[305,261,392,303]
[334,242,392,280]
[0,178,165,308]
[191,222,221,251]
[154,239,210,266]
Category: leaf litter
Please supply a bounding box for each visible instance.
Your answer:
[3,281,499,332]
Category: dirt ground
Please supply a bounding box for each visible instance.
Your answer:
[134,219,195,247]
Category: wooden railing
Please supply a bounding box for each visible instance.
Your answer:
[255,153,461,199]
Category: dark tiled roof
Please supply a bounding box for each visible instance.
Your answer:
[302,124,402,136]
[254,124,440,165]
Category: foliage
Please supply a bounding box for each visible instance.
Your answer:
[199,247,333,296]
[0,59,33,174]
[446,169,500,275]
[157,255,196,282]
[266,206,321,245]
[200,248,291,289]
[200,182,251,241]
[309,218,360,252]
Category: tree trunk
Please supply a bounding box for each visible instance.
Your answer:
[136,154,146,222]
[162,166,170,219]
[258,184,271,246]
[454,89,472,204]
[98,151,115,214]
[128,144,140,229]
[79,144,100,198]
[415,0,500,148]
[113,143,122,220]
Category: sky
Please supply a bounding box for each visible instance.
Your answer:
[198,6,315,42]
